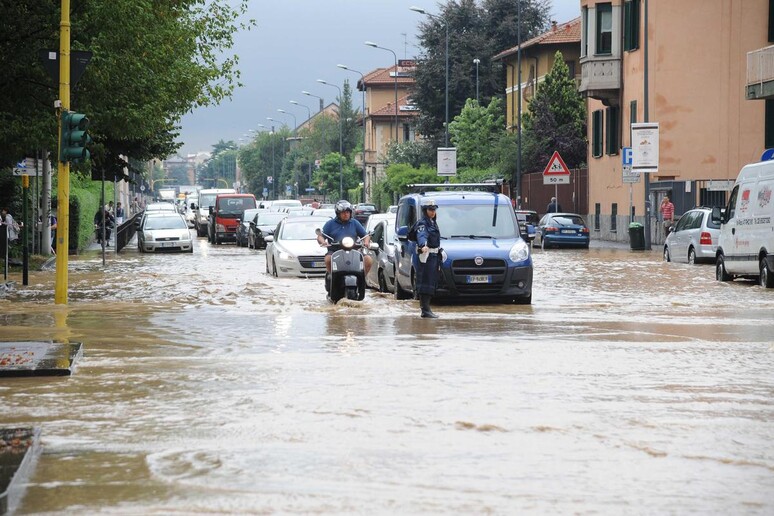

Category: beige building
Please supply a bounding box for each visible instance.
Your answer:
[494,18,582,131]
[580,0,769,243]
[357,60,419,201]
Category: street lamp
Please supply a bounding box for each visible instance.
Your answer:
[317,79,344,199]
[290,100,314,188]
[473,58,480,103]
[365,41,399,142]
[302,90,324,112]
[277,109,297,134]
[266,117,277,199]
[410,6,449,147]
[337,63,368,203]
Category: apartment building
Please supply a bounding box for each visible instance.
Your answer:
[581,0,769,243]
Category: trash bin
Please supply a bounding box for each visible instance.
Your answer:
[628,222,645,250]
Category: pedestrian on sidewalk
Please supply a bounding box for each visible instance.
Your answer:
[115,202,125,225]
[1,207,21,243]
[660,196,675,235]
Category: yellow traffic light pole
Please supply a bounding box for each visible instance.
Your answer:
[54,0,71,304]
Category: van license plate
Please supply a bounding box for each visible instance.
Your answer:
[467,275,491,284]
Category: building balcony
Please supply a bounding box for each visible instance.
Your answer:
[746,45,774,100]
[579,56,621,106]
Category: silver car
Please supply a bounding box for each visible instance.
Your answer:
[138,213,193,253]
[265,216,330,277]
[663,208,720,264]
[365,219,397,293]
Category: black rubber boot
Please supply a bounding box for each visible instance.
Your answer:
[420,294,438,318]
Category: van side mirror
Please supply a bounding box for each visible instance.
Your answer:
[396,225,408,241]
[208,206,213,214]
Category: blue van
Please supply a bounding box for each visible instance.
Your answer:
[393,184,533,304]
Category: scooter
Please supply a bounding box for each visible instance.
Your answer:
[316,229,375,303]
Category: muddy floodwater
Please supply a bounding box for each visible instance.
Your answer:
[2,237,773,514]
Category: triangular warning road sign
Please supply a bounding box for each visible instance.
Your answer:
[543,151,570,175]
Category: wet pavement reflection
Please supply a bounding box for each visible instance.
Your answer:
[1,235,773,513]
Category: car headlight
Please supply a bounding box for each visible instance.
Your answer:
[216,223,226,232]
[279,250,293,261]
[145,231,155,242]
[341,236,355,249]
[509,239,530,262]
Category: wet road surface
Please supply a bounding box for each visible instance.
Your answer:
[1,235,773,513]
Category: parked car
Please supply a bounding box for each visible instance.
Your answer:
[663,207,720,264]
[393,185,533,304]
[515,209,539,245]
[235,208,263,247]
[264,216,330,277]
[364,212,396,234]
[248,211,288,250]
[536,213,591,249]
[353,203,378,224]
[137,213,193,253]
[365,219,397,293]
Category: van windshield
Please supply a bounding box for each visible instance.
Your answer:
[437,204,518,239]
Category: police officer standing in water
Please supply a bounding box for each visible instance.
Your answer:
[414,199,441,318]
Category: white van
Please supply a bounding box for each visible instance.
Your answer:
[194,188,235,236]
[713,160,774,287]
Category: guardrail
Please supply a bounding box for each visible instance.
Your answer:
[747,44,774,86]
[115,213,140,253]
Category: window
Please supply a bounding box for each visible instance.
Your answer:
[630,100,637,130]
[594,203,601,231]
[565,60,576,79]
[596,3,613,55]
[581,7,589,57]
[606,106,620,155]
[611,203,618,232]
[766,99,774,149]
[624,0,640,51]
[769,0,774,42]
[592,110,603,158]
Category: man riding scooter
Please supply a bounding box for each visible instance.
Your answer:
[316,200,372,292]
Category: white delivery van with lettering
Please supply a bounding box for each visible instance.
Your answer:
[713,160,774,287]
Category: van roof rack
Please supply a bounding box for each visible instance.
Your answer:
[407,180,504,194]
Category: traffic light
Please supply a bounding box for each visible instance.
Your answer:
[59,110,91,163]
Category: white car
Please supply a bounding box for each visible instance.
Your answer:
[137,213,193,253]
[364,212,396,234]
[265,216,330,277]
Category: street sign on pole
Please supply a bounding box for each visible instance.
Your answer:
[12,158,43,177]
[437,148,457,176]
[622,146,640,184]
[542,151,570,184]
[631,122,659,173]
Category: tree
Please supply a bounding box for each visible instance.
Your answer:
[412,0,550,147]
[385,141,436,169]
[522,51,587,173]
[448,97,505,169]
[313,153,359,199]
[0,0,253,173]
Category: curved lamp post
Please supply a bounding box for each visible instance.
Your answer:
[277,109,297,134]
[365,41,399,142]
[266,117,277,199]
[302,90,324,112]
[316,79,344,199]
[410,6,449,147]
[337,64,368,203]
[290,100,314,188]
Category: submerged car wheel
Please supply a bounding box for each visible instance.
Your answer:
[378,269,387,293]
[688,247,697,265]
[716,254,732,282]
[663,246,671,262]
[393,266,412,300]
[760,256,774,288]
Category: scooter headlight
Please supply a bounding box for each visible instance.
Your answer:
[341,236,355,249]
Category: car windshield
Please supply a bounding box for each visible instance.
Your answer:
[144,216,187,230]
[358,204,376,211]
[552,215,586,226]
[279,222,318,240]
[198,193,217,209]
[438,204,518,238]
[256,212,287,225]
[217,197,256,215]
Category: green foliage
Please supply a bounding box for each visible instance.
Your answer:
[448,97,505,169]
[379,163,442,200]
[385,140,436,168]
[0,1,254,173]
[412,0,550,146]
[522,51,587,172]
[313,153,359,199]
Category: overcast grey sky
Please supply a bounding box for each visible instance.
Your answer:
[177,0,581,155]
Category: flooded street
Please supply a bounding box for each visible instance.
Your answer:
[2,236,773,514]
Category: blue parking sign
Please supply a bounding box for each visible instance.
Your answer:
[622,147,633,166]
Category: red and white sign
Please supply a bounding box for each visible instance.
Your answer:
[542,151,570,184]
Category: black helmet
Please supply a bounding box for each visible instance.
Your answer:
[421,199,439,211]
[335,200,353,217]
